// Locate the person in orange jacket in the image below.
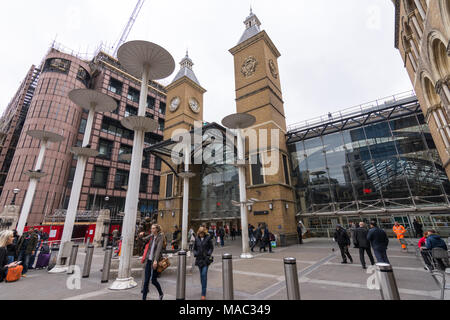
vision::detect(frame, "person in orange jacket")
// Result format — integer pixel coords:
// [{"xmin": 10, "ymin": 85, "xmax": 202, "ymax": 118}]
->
[{"xmin": 393, "ymin": 222, "xmax": 407, "ymax": 250}]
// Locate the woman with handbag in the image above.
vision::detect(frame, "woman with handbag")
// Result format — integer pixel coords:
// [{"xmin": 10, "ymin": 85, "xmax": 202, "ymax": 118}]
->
[
  {"xmin": 140, "ymin": 224, "xmax": 164, "ymax": 300},
  {"xmin": 0, "ymin": 230, "xmax": 21, "ymax": 282},
  {"xmin": 193, "ymin": 226, "xmax": 214, "ymax": 300}
]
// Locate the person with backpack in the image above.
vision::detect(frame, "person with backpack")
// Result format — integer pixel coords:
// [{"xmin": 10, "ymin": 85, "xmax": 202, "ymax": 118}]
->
[
  {"xmin": 193, "ymin": 226, "xmax": 214, "ymax": 300},
  {"xmin": 334, "ymin": 224, "xmax": 353, "ymax": 264},
  {"xmin": 0, "ymin": 230, "xmax": 21, "ymax": 282},
  {"xmin": 16, "ymin": 229, "xmax": 38, "ymax": 276}
]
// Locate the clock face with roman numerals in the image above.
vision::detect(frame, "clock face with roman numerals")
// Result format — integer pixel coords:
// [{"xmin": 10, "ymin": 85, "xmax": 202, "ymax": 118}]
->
[{"xmin": 189, "ymin": 98, "xmax": 200, "ymax": 114}]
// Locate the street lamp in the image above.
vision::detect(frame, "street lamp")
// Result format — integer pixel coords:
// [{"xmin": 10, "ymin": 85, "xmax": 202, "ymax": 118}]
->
[{"xmin": 11, "ymin": 188, "xmax": 20, "ymax": 205}]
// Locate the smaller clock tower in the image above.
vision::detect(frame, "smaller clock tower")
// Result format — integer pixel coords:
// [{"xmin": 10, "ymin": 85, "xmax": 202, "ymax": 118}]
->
[
  {"xmin": 163, "ymin": 52, "xmax": 206, "ymax": 141},
  {"xmin": 158, "ymin": 52, "xmax": 206, "ymax": 234}
]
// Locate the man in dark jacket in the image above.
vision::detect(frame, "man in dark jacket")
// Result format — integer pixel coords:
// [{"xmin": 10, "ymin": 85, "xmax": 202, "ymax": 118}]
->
[
  {"xmin": 251, "ymin": 224, "xmax": 262, "ymax": 252},
  {"xmin": 354, "ymin": 222, "xmax": 375, "ymax": 269},
  {"xmin": 425, "ymin": 230, "xmax": 448, "ymax": 271},
  {"xmin": 367, "ymin": 221, "xmax": 390, "ymax": 264},
  {"xmin": 413, "ymin": 219, "xmax": 423, "ymax": 238},
  {"xmin": 16, "ymin": 230, "xmax": 38, "ymax": 276},
  {"xmin": 334, "ymin": 225, "xmax": 353, "ymax": 264}
]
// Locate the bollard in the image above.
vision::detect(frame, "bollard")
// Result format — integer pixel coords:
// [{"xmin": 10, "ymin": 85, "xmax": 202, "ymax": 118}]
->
[
  {"xmin": 176, "ymin": 250, "xmax": 187, "ymax": 300},
  {"xmin": 48, "ymin": 244, "xmax": 59, "ymax": 271},
  {"xmin": 284, "ymin": 257, "xmax": 301, "ymax": 300},
  {"xmin": 101, "ymin": 246, "xmax": 113, "ymax": 283},
  {"xmin": 376, "ymin": 263, "xmax": 400, "ymax": 300},
  {"xmin": 67, "ymin": 244, "xmax": 79, "ymax": 275},
  {"xmin": 222, "ymin": 254, "xmax": 234, "ymax": 300},
  {"xmin": 82, "ymin": 244, "xmax": 95, "ymax": 278}
]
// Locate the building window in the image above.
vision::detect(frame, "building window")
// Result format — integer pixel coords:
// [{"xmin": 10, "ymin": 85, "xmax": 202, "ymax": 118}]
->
[
  {"xmin": 251, "ymin": 153, "xmax": 264, "ymax": 185},
  {"xmin": 108, "ymin": 78, "xmax": 123, "ymax": 95},
  {"xmin": 282, "ymin": 154, "xmax": 290, "ymax": 185},
  {"xmin": 114, "ymin": 169, "xmax": 129, "ymax": 190},
  {"xmin": 125, "ymin": 105, "xmax": 138, "ymax": 117},
  {"xmin": 152, "ymin": 175, "xmax": 160, "ymax": 194},
  {"xmin": 158, "ymin": 119, "xmax": 165, "ymax": 131},
  {"xmin": 76, "ymin": 67, "xmax": 91, "ymax": 87},
  {"xmin": 127, "ymin": 87, "xmax": 140, "ymax": 103},
  {"xmin": 43, "ymin": 58, "xmax": 71, "ymax": 74},
  {"xmin": 147, "ymin": 96, "xmax": 156, "ymax": 109},
  {"xmin": 159, "ymin": 102, "xmax": 166, "ymax": 115},
  {"xmin": 79, "ymin": 118, "xmax": 87, "ymax": 134},
  {"xmin": 92, "ymin": 166, "xmax": 109, "ymax": 188},
  {"xmin": 101, "ymin": 116, "xmax": 134, "ymax": 140},
  {"xmin": 140, "ymin": 173, "xmax": 148, "ymax": 193},
  {"xmin": 119, "ymin": 144, "xmax": 132, "ymax": 163},
  {"xmin": 98, "ymin": 139, "xmax": 113, "ymax": 159},
  {"xmin": 166, "ymin": 174, "xmax": 174, "ymax": 198},
  {"xmin": 142, "ymin": 151, "xmax": 150, "ymax": 168},
  {"xmin": 155, "ymin": 157, "xmax": 162, "ymax": 171}
]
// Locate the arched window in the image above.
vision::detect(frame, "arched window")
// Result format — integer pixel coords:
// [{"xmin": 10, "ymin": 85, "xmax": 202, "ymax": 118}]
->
[
  {"xmin": 430, "ymin": 37, "xmax": 450, "ymax": 79},
  {"xmin": 423, "ymin": 77, "xmax": 440, "ymax": 106},
  {"xmin": 440, "ymin": 0, "xmax": 450, "ymax": 32}
]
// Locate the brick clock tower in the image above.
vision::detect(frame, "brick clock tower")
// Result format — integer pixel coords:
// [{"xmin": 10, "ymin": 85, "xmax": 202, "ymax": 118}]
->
[
  {"xmin": 229, "ymin": 10, "xmax": 297, "ymax": 235},
  {"xmin": 158, "ymin": 53, "xmax": 206, "ymax": 234}
]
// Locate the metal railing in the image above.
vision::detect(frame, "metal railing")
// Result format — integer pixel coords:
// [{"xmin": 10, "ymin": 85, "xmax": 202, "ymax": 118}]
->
[{"xmin": 287, "ymin": 90, "xmax": 416, "ymax": 132}]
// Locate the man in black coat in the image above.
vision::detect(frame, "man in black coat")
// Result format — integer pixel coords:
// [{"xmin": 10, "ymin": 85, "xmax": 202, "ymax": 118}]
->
[
  {"xmin": 413, "ymin": 219, "xmax": 423, "ymax": 238},
  {"xmin": 367, "ymin": 221, "xmax": 390, "ymax": 264},
  {"xmin": 354, "ymin": 222, "xmax": 376, "ymax": 269},
  {"xmin": 333, "ymin": 225, "xmax": 353, "ymax": 264}
]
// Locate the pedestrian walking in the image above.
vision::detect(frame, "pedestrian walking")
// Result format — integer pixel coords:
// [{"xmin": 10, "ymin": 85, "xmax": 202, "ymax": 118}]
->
[
  {"xmin": 349, "ymin": 222, "xmax": 357, "ymax": 248},
  {"xmin": 248, "ymin": 224, "xmax": 255, "ymax": 247},
  {"xmin": 230, "ymin": 226, "xmax": 236, "ymax": 241},
  {"xmin": 28, "ymin": 228, "xmax": 41, "ymax": 270},
  {"xmin": 16, "ymin": 229, "xmax": 38, "ymax": 276},
  {"xmin": 367, "ymin": 221, "xmax": 390, "ymax": 264},
  {"xmin": 218, "ymin": 226, "xmax": 225, "ymax": 247},
  {"xmin": 393, "ymin": 221, "xmax": 407, "ymax": 251},
  {"xmin": 413, "ymin": 219, "xmax": 423, "ymax": 238},
  {"xmin": 333, "ymin": 225, "xmax": 353, "ymax": 264},
  {"xmin": 354, "ymin": 222, "xmax": 375, "ymax": 269},
  {"xmin": 193, "ymin": 226, "xmax": 214, "ymax": 300},
  {"xmin": 251, "ymin": 224, "xmax": 262, "ymax": 252},
  {"xmin": 418, "ymin": 231, "xmax": 433, "ymax": 270},
  {"xmin": 297, "ymin": 221, "xmax": 305, "ymax": 244},
  {"xmin": 140, "ymin": 224, "xmax": 165, "ymax": 301},
  {"xmin": 171, "ymin": 225, "xmax": 181, "ymax": 250},
  {"xmin": 188, "ymin": 228, "xmax": 195, "ymax": 252},
  {"xmin": 0, "ymin": 230, "xmax": 21, "ymax": 283}
]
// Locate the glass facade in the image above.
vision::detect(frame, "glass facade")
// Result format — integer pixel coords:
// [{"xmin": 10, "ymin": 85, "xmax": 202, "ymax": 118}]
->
[{"xmin": 288, "ymin": 111, "xmax": 450, "ymax": 217}]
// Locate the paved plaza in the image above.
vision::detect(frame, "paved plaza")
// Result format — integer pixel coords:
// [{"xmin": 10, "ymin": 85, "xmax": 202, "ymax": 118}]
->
[{"xmin": 0, "ymin": 238, "xmax": 448, "ymax": 300}]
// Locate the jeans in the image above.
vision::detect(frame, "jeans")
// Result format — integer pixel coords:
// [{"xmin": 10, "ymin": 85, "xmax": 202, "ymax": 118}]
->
[
  {"xmin": 373, "ymin": 249, "xmax": 390, "ymax": 264},
  {"xmin": 142, "ymin": 260, "xmax": 163, "ymax": 300},
  {"xmin": 358, "ymin": 247, "xmax": 375, "ymax": 267},
  {"xmin": 199, "ymin": 265, "xmax": 209, "ymax": 297},
  {"xmin": 339, "ymin": 245, "xmax": 353, "ymax": 262},
  {"xmin": 17, "ymin": 251, "xmax": 31, "ymax": 274}
]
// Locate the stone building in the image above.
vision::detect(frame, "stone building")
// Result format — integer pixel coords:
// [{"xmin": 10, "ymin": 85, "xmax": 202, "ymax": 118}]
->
[{"xmin": 393, "ymin": 0, "xmax": 450, "ymax": 177}]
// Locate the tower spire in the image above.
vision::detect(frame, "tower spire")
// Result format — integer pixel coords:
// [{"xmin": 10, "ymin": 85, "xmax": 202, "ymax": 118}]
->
[
  {"xmin": 237, "ymin": 9, "xmax": 262, "ymax": 45},
  {"xmin": 171, "ymin": 51, "xmax": 200, "ymax": 85}
]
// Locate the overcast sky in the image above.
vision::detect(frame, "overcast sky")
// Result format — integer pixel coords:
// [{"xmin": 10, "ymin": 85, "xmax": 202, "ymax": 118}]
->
[{"xmin": 0, "ymin": 0, "xmax": 413, "ymax": 128}]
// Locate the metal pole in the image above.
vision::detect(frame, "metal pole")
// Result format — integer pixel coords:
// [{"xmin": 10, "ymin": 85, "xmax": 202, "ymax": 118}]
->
[
  {"xmin": 222, "ymin": 253, "xmax": 234, "ymax": 300},
  {"xmin": 102, "ymin": 246, "xmax": 113, "ymax": 283},
  {"xmin": 284, "ymin": 257, "xmax": 301, "ymax": 300},
  {"xmin": 176, "ymin": 250, "xmax": 187, "ymax": 300},
  {"xmin": 82, "ymin": 244, "xmax": 95, "ymax": 278},
  {"xmin": 67, "ymin": 244, "xmax": 79, "ymax": 275},
  {"xmin": 181, "ymin": 145, "xmax": 190, "ymax": 251},
  {"xmin": 375, "ymin": 263, "xmax": 401, "ymax": 300}
]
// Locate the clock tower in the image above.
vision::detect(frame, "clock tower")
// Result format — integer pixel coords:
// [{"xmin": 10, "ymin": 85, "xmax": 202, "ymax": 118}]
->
[
  {"xmin": 158, "ymin": 52, "xmax": 206, "ymax": 234},
  {"xmin": 229, "ymin": 10, "xmax": 297, "ymax": 235}
]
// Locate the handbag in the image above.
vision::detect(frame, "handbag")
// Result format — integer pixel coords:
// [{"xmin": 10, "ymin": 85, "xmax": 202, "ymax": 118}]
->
[
  {"xmin": 207, "ymin": 255, "xmax": 214, "ymax": 265},
  {"xmin": 156, "ymin": 256, "xmax": 170, "ymax": 273},
  {"xmin": 6, "ymin": 265, "xmax": 23, "ymax": 283}
]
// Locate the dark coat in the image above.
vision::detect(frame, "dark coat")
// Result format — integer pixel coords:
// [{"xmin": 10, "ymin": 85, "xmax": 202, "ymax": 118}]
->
[
  {"xmin": 413, "ymin": 221, "xmax": 423, "ymax": 233},
  {"xmin": 334, "ymin": 228, "xmax": 350, "ymax": 246},
  {"xmin": 193, "ymin": 235, "xmax": 214, "ymax": 268},
  {"xmin": 16, "ymin": 232, "xmax": 38, "ymax": 255},
  {"xmin": 254, "ymin": 228, "xmax": 262, "ymax": 240},
  {"xmin": 261, "ymin": 228, "xmax": 270, "ymax": 244},
  {"xmin": 354, "ymin": 227, "xmax": 371, "ymax": 249},
  {"xmin": 367, "ymin": 227, "xmax": 389, "ymax": 251},
  {"xmin": 425, "ymin": 234, "xmax": 448, "ymax": 251},
  {"xmin": 0, "ymin": 247, "xmax": 8, "ymax": 282}
]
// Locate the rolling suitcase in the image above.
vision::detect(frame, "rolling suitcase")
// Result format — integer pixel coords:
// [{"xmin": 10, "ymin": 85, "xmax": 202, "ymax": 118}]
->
[{"xmin": 35, "ymin": 252, "xmax": 51, "ymax": 269}]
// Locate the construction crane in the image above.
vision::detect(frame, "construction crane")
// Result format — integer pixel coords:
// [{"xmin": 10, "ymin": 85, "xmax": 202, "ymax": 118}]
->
[{"xmin": 112, "ymin": 0, "xmax": 147, "ymax": 57}]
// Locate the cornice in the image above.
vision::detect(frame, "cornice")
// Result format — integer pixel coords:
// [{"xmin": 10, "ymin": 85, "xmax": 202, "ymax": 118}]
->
[{"xmin": 166, "ymin": 75, "xmax": 207, "ymax": 94}]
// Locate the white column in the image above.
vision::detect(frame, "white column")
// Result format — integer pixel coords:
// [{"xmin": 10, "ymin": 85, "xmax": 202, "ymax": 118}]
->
[
  {"xmin": 181, "ymin": 144, "xmax": 190, "ymax": 251},
  {"xmin": 16, "ymin": 140, "xmax": 48, "ymax": 235},
  {"xmin": 237, "ymin": 130, "xmax": 252, "ymax": 259},
  {"xmin": 432, "ymin": 111, "xmax": 450, "ymax": 149},
  {"xmin": 414, "ymin": 0, "xmax": 426, "ymax": 21},
  {"xmin": 410, "ymin": 15, "xmax": 423, "ymax": 39},
  {"xmin": 111, "ymin": 66, "xmax": 149, "ymax": 289},
  {"xmin": 52, "ymin": 107, "xmax": 96, "ymax": 270}
]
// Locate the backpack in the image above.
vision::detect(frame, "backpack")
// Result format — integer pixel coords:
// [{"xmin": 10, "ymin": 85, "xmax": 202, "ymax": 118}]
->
[{"xmin": 40, "ymin": 242, "xmax": 50, "ymax": 254}]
